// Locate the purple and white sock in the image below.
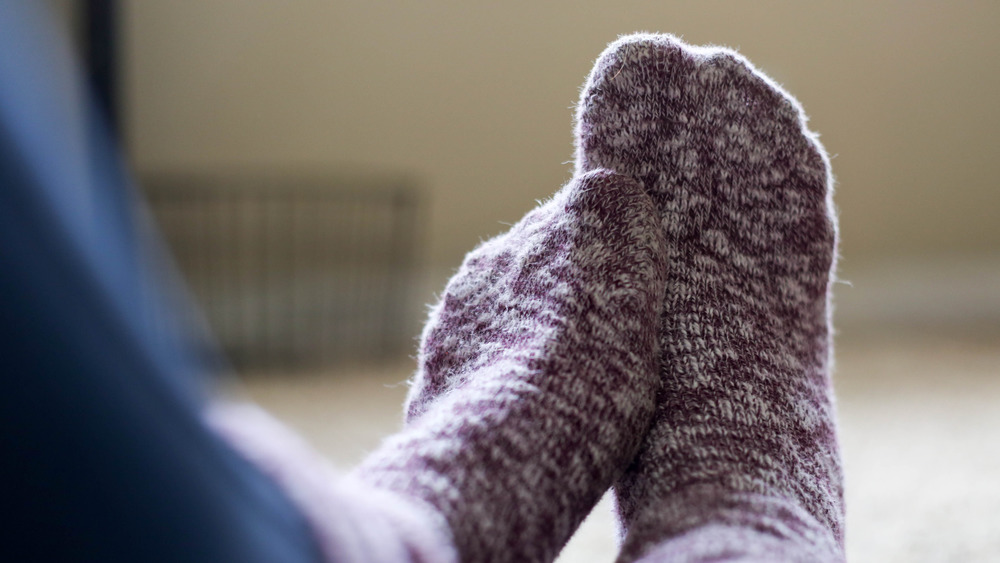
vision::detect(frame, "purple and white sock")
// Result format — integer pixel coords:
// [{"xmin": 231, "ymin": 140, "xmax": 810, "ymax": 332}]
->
[
  {"xmin": 355, "ymin": 169, "xmax": 668, "ymax": 562},
  {"xmin": 575, "ymin": 34, "xmax": 845, "ymax": 562}
]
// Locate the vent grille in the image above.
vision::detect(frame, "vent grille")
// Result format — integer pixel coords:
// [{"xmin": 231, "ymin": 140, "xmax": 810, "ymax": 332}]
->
[{"xmin": 143, "ymin": 172, "xmax": 421, "ymax": 371}]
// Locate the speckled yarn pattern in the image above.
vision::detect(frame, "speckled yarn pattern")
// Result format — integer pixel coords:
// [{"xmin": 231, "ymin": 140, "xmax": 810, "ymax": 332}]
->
[
  {"xmin": 575, "ymin": 34, "xmax": 844, "ymax": 562},
  {"xmin": 214, "ymin": 33, "xmax": 845, "ymax": 563},
  {"xmin": 357, "ymin": 169, "xmax": 668, "ymax": 563}
]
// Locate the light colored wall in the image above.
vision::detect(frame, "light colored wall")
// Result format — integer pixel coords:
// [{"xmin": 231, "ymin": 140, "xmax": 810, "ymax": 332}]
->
[{"xmin": 124, "ymin": 1, "xmax": 1000, "ymax": 274}]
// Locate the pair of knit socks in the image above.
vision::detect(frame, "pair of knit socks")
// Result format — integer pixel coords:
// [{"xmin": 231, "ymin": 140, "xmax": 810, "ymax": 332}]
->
[{"xmin": 357, "ymin": 33, "xmax": 844, "ymax": 562}]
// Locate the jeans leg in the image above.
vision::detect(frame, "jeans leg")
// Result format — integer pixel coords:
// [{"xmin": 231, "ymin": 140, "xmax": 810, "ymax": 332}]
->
[{"xmin": 0, "ymin": 4, "xmax": 322, "ymax": 561}]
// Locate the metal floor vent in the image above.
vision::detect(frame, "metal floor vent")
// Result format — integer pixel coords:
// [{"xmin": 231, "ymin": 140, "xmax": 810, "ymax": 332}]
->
[{"xmin": 142, "ymin": 171, "xmax": 421, "ymax": 371}]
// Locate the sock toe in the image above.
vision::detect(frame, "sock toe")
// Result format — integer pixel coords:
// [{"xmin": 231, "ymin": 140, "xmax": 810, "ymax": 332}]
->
[
  {"xmin": 404, "ymin": 168, "xmax": 665, "ymax": 423},
  {"xmin": 574, "ymin": 33, "xmax": 824, "ymax": 200}
]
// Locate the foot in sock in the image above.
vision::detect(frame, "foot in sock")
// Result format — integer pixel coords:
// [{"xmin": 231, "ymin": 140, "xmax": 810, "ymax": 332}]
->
[
  {"xmin": 575, "ymin": 34, "xmax": 844, "ymax": 561},
  {"xmin": 356, "ymin": 169, "xmax": 669, "ymax": 562}
]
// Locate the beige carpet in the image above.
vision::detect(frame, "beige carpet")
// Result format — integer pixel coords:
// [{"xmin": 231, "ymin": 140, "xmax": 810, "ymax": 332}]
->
[{"xmin": 237, "ymin": 329, "xmax": 1000, "ymax": 562}]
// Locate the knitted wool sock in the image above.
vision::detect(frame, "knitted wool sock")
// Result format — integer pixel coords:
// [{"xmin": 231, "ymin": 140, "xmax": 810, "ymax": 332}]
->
[
  {"xmin": 575, "ymin": 34, "xmax": 844, "ymax": 562},
  {"xmin": 355, "ymin": 169, "xmax": 668, "ymax": 562}
]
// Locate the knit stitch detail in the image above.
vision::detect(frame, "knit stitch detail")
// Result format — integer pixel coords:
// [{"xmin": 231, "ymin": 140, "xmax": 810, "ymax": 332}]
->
[
  {"xmin": 358, "ymin": 169, "xmax": 668, "ymax": 563},
  {"xmin": 575, "ymin": 33, "xmax": 844, "ymax": 562}
]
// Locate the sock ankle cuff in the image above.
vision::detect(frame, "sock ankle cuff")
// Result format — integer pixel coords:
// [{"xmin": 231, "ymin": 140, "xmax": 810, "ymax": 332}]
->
[{"xmin": 618, "ymin": 483, "xmax": 844, "ymax": 563}]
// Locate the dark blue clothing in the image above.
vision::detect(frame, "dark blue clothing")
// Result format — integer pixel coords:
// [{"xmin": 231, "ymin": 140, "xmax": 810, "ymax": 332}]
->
[{"xmin": 0, "ymin": 4, "xmax": 322, "ymax": 561}]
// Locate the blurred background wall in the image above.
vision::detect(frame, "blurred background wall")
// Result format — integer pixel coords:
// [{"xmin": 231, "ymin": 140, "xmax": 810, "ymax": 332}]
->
[
  {"xmin": 124, "ymin": 7, "xmax": 996, "ymax": 248},
  {"xmin": 117, "ymin": 0, "xmax": 1000, "ymax": 333}
]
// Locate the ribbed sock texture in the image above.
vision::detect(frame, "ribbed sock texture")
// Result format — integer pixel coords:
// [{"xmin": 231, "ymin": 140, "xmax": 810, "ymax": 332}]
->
[
  {"xmin": 356, "ymin": 169, "xmax": 668, "ymax": 563},
  {"xmin": 575, "ymin": 34, "xmax": 845, "ymax": 562}
]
